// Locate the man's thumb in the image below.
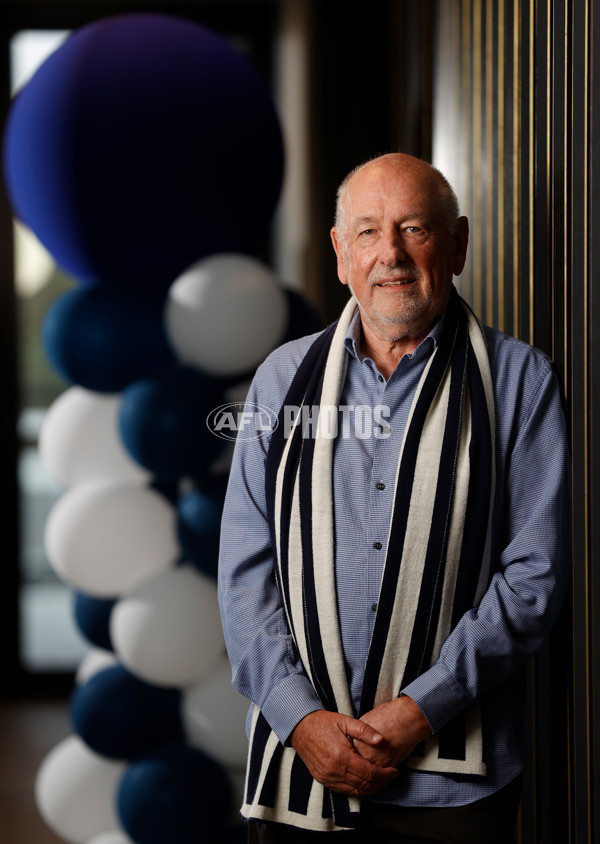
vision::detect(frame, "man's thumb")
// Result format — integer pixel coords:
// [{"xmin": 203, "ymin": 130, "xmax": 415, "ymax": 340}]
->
[{"xmin": 343, "ymin": 717, "xmax": 383, "ymax": 746}]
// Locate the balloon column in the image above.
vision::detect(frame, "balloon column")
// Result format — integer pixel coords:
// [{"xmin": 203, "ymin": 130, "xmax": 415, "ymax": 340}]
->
[{"xmin": 4, "ymin": 14, "xmax": 322, "ymax": 844}]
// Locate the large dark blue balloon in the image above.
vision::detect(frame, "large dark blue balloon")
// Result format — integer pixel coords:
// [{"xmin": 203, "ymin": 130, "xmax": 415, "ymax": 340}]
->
[
  {"xmin": 70, "ymin": 665, "xmax": 184, "ymax": 760},
  {"xmin": 119, "ymin": 365, "xmax": 226, "ymax": 480},
  {"xmin": 3, "ymin": 14, "xmax": 284, "ymax": 292},
  {"xmin": 73, "ymin": 591, "xmax": 115, "ymax": 651},
  {"xmin": 281, "ymin": 288, "xmax": 324, "ymax": 344},
  {"xmin": 42, "ymin": 285, "xmax": 175, "ymax": 392},
  {"xmin": 117, "ymin": 743, "xmax": 233, "ymax": 844},
  {"xmin": 177, "ymin": 484, "xmax": 227, "ymax": 579}
]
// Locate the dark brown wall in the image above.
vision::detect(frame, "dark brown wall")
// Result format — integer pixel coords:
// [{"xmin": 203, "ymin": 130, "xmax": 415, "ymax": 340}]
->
[{"xmin": 305, "ymin": 1, "xmax": 432, "ymax": 321}]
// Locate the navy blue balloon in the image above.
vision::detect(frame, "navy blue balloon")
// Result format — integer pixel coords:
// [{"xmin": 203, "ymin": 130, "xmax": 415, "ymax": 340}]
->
[
  {"xmin": 42, "ymin": 286, "xmax": 175, "ymax": 392},
  {"xmin": 70, "ymin": 665, "xmax": 184, "ymax": 760},
  {"xmin": 150, "ymin": 477, "xmax": 181, "ymax": 506},
  {"xmin": 119, "ymin": 365, "xmax": 226, "ymax": 480},
  {"xmin": 177, "ymin": 485, "xmax": 227, "ymax": 578},
  {"xmin": 118, "ymin": 743, "xmax": 232, "ymax": 844},
  {"xmin": 281, "ymin": 288, "xmax": 324, "ymax": 343},
  {"xmin": 73, "ymin": 591, "xmax": 115, "ymax": 651},
  {"xmin": 3, "ymin": 14, "xmax": 284, "ymax": 292}
]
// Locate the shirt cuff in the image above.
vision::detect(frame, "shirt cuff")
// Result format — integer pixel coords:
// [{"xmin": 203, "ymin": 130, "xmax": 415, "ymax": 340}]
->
[
  {"xmin": 260, "ymin": 672, "xmax": 324, "ymax": 745},
  {"xmin": 400, "ymin": 661, "xmax": 473, "ymax": 735}
]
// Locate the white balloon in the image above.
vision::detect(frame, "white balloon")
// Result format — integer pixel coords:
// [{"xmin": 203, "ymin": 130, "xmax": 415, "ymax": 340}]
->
[
  {"xmin": 35, "ymin": 735, "xmax": 125, "ymax": 844},
  {"xmin": 87, "ymin": 833, "xmax": 134, "ymax": 844},
  {"xmin": 75, "ymin": 648, "xmax": 119, "ymax": 685},
  {"xmin": 164, "ymin": 253, "xmax": 288, "ymax": 376},
  {"xmin": 111, "ymin": 565, "xmax": 225, "ymax": 687},
  {"xmin": 182, "ymin": 656, "xmax": 249, "ymax": 770},
  {"xmin": 44, "ymin": 478, "xmax": 178, "ymax": 597},
  {"xmin": 39, "ymin": 387, "xmax": 149, "ymax": 487}
]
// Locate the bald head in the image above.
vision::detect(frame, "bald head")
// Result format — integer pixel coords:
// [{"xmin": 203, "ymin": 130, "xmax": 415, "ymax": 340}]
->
[
  {"xmin": 329, "ymin": 151, "xmax": 469, "ymax": 354},
  {"xmin": 334, "ymin": 153, "xmax": 460, "ymax": 241}
]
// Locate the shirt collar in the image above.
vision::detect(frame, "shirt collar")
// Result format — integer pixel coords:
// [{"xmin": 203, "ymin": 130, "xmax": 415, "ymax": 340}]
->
[{"xmin": 343, "ymin": 306, "xmax": 446, "ymax": 364}]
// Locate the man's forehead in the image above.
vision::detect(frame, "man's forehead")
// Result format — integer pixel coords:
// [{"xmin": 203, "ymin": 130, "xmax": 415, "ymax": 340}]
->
[
  {"xmin": 351, "ymin": 154, "xmax": 435, "ymax": 189},
  {"xmin": 342, "ymin": 171, "xmax": 436, "ymax": 225}
]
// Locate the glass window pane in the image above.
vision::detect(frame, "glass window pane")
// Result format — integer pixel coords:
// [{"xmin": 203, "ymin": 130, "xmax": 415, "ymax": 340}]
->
[{"xmin": 11, "ymin": 30, "xmax": 88, "ymax": 673}]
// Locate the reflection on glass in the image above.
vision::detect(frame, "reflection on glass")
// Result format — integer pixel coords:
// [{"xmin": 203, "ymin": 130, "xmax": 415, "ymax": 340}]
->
[{"xmin": 12, "ymin": 29, "xmax": 87, "ymax": 671}]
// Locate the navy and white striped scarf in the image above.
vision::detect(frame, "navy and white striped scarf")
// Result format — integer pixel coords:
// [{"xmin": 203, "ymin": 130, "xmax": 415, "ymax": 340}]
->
[{"xmin": 241, "ymin": 288, "xmax": 495, "ymax": 832}]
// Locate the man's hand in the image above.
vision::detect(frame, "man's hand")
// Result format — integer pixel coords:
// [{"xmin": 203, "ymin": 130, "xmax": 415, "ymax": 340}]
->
[
  {"xmin": 289, "ymin": 710, "xmax": 399, "ymax": 796},
  {"xmin": 353, "ymin": 696, "xmax": 432, "ymax": 768}
]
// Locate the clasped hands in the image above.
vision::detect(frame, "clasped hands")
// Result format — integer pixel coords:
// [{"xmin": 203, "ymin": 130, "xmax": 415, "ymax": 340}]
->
[{"xmin": 289, "ymin": 696, "xmax": 432, "ymax": 797}]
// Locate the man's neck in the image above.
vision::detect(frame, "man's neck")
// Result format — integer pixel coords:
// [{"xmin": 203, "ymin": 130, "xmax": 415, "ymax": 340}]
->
[{"xmin": 358, "ymin": 319, "xmax": 432, "ymax": 379}]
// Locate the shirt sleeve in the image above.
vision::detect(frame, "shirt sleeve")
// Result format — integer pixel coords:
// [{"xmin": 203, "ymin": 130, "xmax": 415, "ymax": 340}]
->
[
  {"xmin": 217, "ymin": 364, "xmax": 324, "ymax": 745},
  {"xmin": 401, "ymin": 361, "xmax": 572, "ymax": 734}
]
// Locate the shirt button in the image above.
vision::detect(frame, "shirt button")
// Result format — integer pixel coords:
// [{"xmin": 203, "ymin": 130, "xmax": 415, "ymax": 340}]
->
[
  {"xmin": 371, "ymin": 603, "xmax": 378, "ymax": 612},
  {"xmin": 377, "ymin": 374, "xmax": 384, "ymax": 382},
  {"xmin": 373, "ymin": 541, "xmax": 382, "ymax": 550},
  {"xmin": 376, "ymin": 482, "xmax": 385, "ymax": 490}
]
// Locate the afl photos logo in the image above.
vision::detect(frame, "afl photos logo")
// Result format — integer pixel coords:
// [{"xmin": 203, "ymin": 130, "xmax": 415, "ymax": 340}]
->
[{"xmin": 206, "ymin": 402, "xmax": 278, "ymax": 442}]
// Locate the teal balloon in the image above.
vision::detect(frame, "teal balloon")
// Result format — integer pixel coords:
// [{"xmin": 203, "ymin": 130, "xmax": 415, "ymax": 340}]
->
[
  {"xmin": 177, "ymin": 485, "xmax": 227, "ymax": 578},
  {"xmin": 118, "ymin": 366, "xmax": 226, "ymax": 480},
  {"xmin": 281, "ymin": 289, "xmax": 323, "ymax": 343},
  {"xmin": 70, "ymin": 665, "xmax": 184, "ymax": 760},
  {"xmin": 73, "ymin": 592, "xmax": 115, "ymax": 651},
  {"xmin": 42, "ymin": 286, "xmax": 174, "ymax": 392},
  {"xmin": 118, "ymin": 744, "xmax": 232, "ymax": 844}
]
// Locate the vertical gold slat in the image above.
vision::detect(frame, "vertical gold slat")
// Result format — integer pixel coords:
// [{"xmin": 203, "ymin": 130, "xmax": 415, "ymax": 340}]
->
[
  {"xmin": 528, "ymin": 0, "xmax": 535, "ymax": 343},
  {"xmin": 437, "ymin": 1, "xmax": 450, "ymax": 170},
  {"xmin": 563, "ymin": 7, "xmax": 572, "ymax": 835},
  {"xmin": 546, "ymin": 0, "xmax": 553, "ymax": 358},
  {"xmin": 449, "ymin": 0, "xmax": 462, "ymax": 197},
  {"xmin": 527, "ymin": 4, "xmax": 537, "ymax": 839},
  {"xmin": 552, "ymin": 7, "xmax": 572, "ymax": 840},
  {"xmin": 453, "ymin": 0, "xmax": 462, "ymax": 214},
  {"xmin": 513, "ymin": 0, "xmax": 521, "ymax": 338},
  {"xmin": 485, "ymin": 0, "xmax": 494, "ymax": 326},
  {"xmin": 473, "ymin": 0, "xmax": 483, "ymax": 319},
  {"xmin": 461, "ymin": 0, "xmax": 473, "ymax": 303},
  {"xmin": 582, "ymin": 0, "xmax": 592, "ymax": 835},
  {"xmin": 498, "ymin": 0, "xmax": 506, "ymax": 332},
  {"xmin": 563, "ymin": 0, "xmax": 569, "ymax": 401}
]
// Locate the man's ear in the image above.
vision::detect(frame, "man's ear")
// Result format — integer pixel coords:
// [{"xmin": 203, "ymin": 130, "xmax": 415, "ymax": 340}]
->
[
  {"xmin": 330, "ymin": 227, "xmax": 349, "ymax": 286},
  {"xmin": 452, "ymin": 216, "xmax": 469, "ymax": 276}
]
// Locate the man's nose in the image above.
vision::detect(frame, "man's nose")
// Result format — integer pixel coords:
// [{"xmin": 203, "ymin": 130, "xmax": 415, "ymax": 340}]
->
[{"xmin": 380, "ymin": 229, "xmax": 407, "ymax": 263}]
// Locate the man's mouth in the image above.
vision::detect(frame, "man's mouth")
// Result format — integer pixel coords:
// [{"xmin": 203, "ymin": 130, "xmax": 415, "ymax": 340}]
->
[{"xmin": 376, "ymin": 278, "xmax": 414, "ymax": 287}]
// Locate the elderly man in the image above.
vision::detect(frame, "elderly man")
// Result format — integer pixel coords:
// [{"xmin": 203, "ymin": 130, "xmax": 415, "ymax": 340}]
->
[{"xmin": 218, "ymin": 154, "xmax": 570, "ymax": 843}]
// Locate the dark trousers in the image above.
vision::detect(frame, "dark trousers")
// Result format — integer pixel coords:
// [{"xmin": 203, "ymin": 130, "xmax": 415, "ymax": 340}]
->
[{"xmin": 248, "ymin": 775, "xmax": 522, "ymax": 844}]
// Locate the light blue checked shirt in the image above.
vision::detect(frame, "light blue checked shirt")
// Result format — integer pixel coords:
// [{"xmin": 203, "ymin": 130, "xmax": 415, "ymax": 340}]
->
[{"xmin": 218, "ymin": 307, "xmax": 571, "ymax": 807}]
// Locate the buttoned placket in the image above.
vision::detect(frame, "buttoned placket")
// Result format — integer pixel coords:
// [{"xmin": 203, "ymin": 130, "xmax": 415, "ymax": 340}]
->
[
  {"xmin": 336, "ymin": 324, "xmax": 439, "ymax": 714},
  {"xmin": 365, "ymin": 362, "xmax": 391, "ymax": 623},
  {"xmin": 362, "ymin": 346, "xmax": 437, "ymax": 659}
]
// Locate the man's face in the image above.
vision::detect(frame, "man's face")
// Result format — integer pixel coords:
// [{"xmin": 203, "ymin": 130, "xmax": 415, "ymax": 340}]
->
[{"xmin": 331, "ymin": 158, "xmax": 468, "ymax": 345}]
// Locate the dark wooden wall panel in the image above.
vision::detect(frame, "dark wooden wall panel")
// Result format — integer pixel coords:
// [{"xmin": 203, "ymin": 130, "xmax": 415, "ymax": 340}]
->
[
  {"xmin": 590, "ymin": 2, "xmax": 600, "ymax": 832},
  {"xmin": 432, "ymin": 0, "xmax": 597, "ymax": 840}
]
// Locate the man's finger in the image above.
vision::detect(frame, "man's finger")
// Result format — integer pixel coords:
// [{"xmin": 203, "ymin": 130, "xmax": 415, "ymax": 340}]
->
[{"xmin": 341, "ymin": 717, "xmax": 384, "ymax": 747}]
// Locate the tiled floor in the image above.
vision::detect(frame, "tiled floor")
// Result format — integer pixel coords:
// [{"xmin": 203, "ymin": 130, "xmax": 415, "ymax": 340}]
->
[{"xmin": 0, "ymin": 697, "xmax": 71, "ymax": 844}]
